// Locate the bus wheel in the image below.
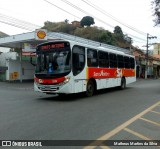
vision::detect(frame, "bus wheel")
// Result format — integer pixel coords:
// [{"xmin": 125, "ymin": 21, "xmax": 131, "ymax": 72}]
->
[
  {"xmin": 120, "ymin": 78, "xmax": 126, "ymax": 89},
  {"xmin": 86, "ymin": 80, "xmax": 95, "ymax": 97}
]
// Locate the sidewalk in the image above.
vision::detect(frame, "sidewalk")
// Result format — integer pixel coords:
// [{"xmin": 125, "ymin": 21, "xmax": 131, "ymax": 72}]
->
[{"xmin": 0, "ymin": 81, "xmax": 34, "ymax": 90}]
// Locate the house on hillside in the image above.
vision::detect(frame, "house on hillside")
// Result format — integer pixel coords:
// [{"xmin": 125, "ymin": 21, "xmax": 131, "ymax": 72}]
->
[{"xmin": 71, "ymin": 21, "xmax": 81, "ymax": 28}]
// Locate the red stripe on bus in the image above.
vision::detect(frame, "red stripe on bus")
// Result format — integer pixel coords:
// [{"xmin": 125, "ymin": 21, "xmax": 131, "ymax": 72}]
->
[
  {"xmin": 86, "ymin": 68, "xmax": 135, "ymax": 79},
  {"xmin": 34, "ymin": 77, "xmax": 65, "ymax": 84}
]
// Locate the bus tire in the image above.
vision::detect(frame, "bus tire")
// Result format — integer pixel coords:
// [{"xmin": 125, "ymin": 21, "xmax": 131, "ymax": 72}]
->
[
  {"xmin": 86, "ymin": 80, "xmax": 95, "ymax": 97},
  {"xmin": 120, "ymin": 77, "xmax": 126, "ymax": 89}
]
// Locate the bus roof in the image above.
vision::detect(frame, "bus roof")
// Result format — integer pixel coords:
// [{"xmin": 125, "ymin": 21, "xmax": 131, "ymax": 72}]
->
[
  {"xmin": 37, "ymin": 39, "xmax": 134, "ymax": 58},
  {"xmin": 69, "ymin": 40, "xmax": 134, "ymax": 57}
]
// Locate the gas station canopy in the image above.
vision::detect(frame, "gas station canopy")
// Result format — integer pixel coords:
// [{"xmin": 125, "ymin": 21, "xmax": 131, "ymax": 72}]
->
[
  {"xmin": 0, "ymin": 29, "xmax": 52, "ymax": 50},
  {"xmin": 0, "ymin": 29, "xmax": 131, "ymax": 53}
]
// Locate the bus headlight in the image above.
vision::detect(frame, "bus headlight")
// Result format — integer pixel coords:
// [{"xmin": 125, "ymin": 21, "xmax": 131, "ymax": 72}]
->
[
  {"xmin": 64, "ymin": 77, "xmax": 70, "ymax": 83},
  {"xmin": 59, "ymin": 77, "xmax": 70, "ymax": 86}
]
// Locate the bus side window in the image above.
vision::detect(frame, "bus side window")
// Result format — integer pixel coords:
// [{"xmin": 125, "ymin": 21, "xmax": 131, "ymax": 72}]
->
[
  {"xmin": 109, "ymin": 53, "xmax": 117, "ymax": 68},
  {"xmin": 98, "ymin": 51, "xmax": 109, "ymax": 68},
  {"xmin": 87, "ymin": 49, "xmax": 98, "ymax": 67},
  {"xmin": 130, "ymin": 57, "xmax": 135, "ymax": 69},
  {"xmin": 117, "ymin": 55, "xmax": 124, "ymax": 68},
  {"xmin": 124, "ymin": 56, "xmax": 130, "ymax": 68}
]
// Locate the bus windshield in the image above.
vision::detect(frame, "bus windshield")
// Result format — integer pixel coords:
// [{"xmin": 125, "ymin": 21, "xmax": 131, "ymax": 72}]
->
[{"xmin": 35, "ymin": 49, "xmax": 71, "ymax": 75}]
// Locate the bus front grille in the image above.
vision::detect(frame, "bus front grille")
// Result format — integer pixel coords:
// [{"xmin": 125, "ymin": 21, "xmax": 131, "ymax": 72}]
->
[{"xmin": 38, "ymin": 86, "xmax": 59, "ymax": 92}]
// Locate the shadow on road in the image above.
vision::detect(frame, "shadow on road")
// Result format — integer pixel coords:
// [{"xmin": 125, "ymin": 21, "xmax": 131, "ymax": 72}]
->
[{"xmin": 36, "ymin": 86, "xmax": 133, "ymax": 102}]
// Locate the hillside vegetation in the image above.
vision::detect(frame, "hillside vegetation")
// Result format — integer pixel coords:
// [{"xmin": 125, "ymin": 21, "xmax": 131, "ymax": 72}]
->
[
  {"xmin": 42, "ymin": 21, "xmax": 132, "ymax": 49},
  {"xmin": 0, "ymin": 31, "xmax": 8, "ymax": 38}
]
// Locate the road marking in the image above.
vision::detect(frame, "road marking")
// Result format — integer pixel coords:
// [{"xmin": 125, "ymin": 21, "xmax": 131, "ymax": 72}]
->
[
  {"xmin": 139, "ymin": 117, "xmax": 160, "ymax": 127},
  {"xmin": 83, "ymin": 101, "xmax": 160, "ymax": 149},
  {"xmin": 99, "ymin": 145, "xmax": 111, "ymax": 149},
  {"xmin": 150, "ymin": 110, "xmax": 160, "ymax": 115},
  {"xmin": 124, "ymin": 128, "xmax": 151, "ymax": 140}
]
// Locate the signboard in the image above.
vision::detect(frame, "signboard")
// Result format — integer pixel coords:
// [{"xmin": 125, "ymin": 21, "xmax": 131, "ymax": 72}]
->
[
  {"xmin": 35, "ymin": 29, "xmax": 47, "ymax": 40},
  {"xmin": 37, "ymin": 42, "xmax": 70, "ymax": 52},
  {"xmin": 23, "ymin": 43, "xmax": 37, "ymax": 52},
  {"xmin": 9, "ymin": 72, "xmax": 19, "ymax": 80},
  {"xmin": 13, "ymin": 72, "xmax": 19, "ymax": 79}
]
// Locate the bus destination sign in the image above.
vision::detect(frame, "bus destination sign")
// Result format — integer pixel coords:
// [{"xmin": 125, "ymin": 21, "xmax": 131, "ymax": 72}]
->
[{"xmin": 41, "ymin": 43, "xmax": 65, "ymax": 50}]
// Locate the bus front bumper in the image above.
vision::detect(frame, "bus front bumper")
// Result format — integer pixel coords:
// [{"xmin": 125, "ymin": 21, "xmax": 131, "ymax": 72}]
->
[{"xmin": 34, "ymin": 82, "xmax": 72, "ymax": 94}]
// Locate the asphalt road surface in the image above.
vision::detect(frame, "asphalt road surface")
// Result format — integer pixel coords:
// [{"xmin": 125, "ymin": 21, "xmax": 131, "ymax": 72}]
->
[{"xmin": 0, "ymin": 79, "xmax": 160, "ymax": 149}]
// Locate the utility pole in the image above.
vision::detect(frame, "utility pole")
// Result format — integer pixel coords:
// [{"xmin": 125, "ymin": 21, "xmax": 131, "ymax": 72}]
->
[
  {"xmin": 145, "ymin": 33, "xmax": 149, "ymax": 79},
  {"xmin": 129, "ymin": 37, "xmax": 132, "ymax": 55},
  {"xmin": 145, "ymin": 33, "xmax": 157, "ymax": 79}
]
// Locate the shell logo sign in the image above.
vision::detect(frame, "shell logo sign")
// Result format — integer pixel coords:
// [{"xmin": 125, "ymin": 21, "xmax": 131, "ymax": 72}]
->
[
  {"xmin": 35, "ymin": 29, "xmax": 47, "ymax": 40},
  {"xmin": 37, "ymin": 30, "xmax": 46, "ymax": 39}
]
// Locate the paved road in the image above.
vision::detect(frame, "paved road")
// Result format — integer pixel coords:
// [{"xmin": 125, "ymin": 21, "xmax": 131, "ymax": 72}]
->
[{"xmin": 0, "ymin": 79, "xmax": 160, "ymax": 148}]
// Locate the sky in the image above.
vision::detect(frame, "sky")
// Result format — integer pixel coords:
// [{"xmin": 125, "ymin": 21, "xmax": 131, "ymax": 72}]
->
[{"xmin": 0, "ymin": 0, "xmax": 159, "ymax": 51}]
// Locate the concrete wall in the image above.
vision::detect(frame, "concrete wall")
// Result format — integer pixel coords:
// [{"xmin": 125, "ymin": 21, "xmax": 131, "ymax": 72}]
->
[
  {"xmin": 6, "ymin": 60, "xmax": 34, "ymax": 81},
  {"xmin": 153, "ymin": 44, "xmax": 160, "ymax": 55},
  {"xmin": 0, "ymin": 52, "xmax": 18, "ymax": 66}
]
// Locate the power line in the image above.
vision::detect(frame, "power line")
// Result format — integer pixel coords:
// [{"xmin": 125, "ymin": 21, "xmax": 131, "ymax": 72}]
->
[
  {"xmin": 0, "ymin": 13, "xmax": 41, "ymax": 31},
  {"xmin": 81, "ymin": 0, "xmax": 147, "ymax": 36},
  {"xmin": 60, "ymin": 0, "xmax": 114, "ymax": 28},
  {"xmin": 42, "ymin": 0, "xmax": 81, "ymax": 19},
  {"xmin": 58, "ymin": 0, "xmax": 146, "ymax": 42},
  {"xmin": 0, "ymin": 20, "xmax": 34, "ymax": 31},
  {"xmin": 0, "ymin": 7, "xmax": 146, "ymax": 46}
]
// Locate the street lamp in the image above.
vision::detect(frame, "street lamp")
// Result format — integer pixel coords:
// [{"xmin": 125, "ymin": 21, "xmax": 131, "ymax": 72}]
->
[{"xmin": 145, "ymin": 33, "xmax": 157, "ymax": 79}]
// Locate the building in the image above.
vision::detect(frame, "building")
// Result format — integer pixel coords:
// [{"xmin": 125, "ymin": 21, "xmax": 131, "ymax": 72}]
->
[
  {"xmin": 152, "ymin": 43, "xmax": 160, "ymax": 78},
  {"xmin": 0, "ymin": 52, "xmax": 35, "ymax": 81},
  {"xmin": 71, "ymin": 21, "xmax": 81, "ymax": 28},
  {"xmin": 153, "ymin": 43, "xmax": 160, "ymax": 55},
  {"xmin": 0, "ymin": 29, "xmax": 48, "ymax": 82},
  {"xmin": 133, "ymin": 46, "xmax": 160, "ymax": 79}
]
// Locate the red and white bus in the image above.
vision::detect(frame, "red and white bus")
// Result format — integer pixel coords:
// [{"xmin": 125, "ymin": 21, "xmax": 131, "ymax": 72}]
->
[{"xmin": 33, "ymin": 40, "xmax": 136, "ymax": 96}]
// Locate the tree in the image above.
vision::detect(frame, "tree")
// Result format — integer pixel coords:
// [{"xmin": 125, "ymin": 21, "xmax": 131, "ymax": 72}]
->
[
  {"xmin": 80, "ymin": 16, "xmax": 95, "ymax": 27},
  {"xmin": 64, "ymin": 19, "xmax": 69, "ymax": 24},
  {"xmin": 152, "ymin": 0, "xmax": 160, "ymax": 26},
  {"xmin": 114, "ymin": 26, "xmax": 124, "ymax": 41},
  {"xmin": 99, "ymin": 31, "xmax": 116, "ymax": 45},
  {"xmin": 114, "ymin": 26, "xmax": 123, "ymax": 35}
]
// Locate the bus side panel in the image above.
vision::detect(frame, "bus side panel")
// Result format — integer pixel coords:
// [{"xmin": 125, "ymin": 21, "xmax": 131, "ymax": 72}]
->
[
  {"xmin": 126, "ymin": 77, "xmax": 136, "ymax": 85},
  {"xmin": 74, "ymin": 80, "xmax": 83, "ymax": 93},
  {"xmin": 72, "ymin": 69, "xmax": 87, "ymax": 94},
  {"xmin": 96, "ymin": 77, "xmax": 121, "ymax": 90}
]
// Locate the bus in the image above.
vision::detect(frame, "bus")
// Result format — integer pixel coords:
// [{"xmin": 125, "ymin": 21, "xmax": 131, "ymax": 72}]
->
[{"xmin": 33, "ymin": 40, "xmax": 136, "ymax": 97}]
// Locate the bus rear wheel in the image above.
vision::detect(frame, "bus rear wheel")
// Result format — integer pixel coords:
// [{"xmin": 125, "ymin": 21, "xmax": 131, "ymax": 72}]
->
[{"xmin": 86, "ymin": 80, "xmax": 95, "ymax": 97}]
